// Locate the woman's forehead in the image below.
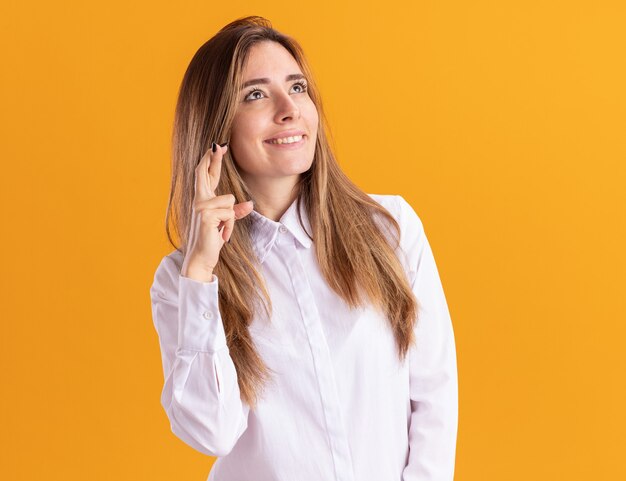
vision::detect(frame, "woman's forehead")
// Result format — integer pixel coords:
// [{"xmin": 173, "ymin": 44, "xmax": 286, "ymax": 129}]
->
[{"xmin": 242, "ymin": 42, "xmax": 301, "ymax": 78}]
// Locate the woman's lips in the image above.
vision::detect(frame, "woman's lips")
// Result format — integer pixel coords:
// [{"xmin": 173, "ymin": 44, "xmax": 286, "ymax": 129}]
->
[{"xmin": 264, "ymin": 135, "xmax": 307, "ymax": 149}]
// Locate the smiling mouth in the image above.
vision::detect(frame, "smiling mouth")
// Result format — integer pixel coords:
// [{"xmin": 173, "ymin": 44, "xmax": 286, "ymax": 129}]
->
[{"xmin": 264, "ymin": 134, "xmax": 306, "ymax": 145}]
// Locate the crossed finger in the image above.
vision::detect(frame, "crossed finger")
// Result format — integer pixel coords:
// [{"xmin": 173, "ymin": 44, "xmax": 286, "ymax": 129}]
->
[{"xmin": 194, "ymin": 142, "xmax": 229, "ymax": 201}]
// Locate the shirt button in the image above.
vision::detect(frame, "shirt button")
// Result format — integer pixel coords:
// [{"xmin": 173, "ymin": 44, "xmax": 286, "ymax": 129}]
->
[
  {"xmin": 202, "ymin": 311, "xmax": 214, "ymax": 320},
  {"xmin": 279, "ymin": 225, "xmax": 287, "ymax": 233}
]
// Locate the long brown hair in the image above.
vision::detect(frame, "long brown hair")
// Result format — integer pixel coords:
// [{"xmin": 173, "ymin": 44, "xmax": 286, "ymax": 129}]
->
[{"xmin": 165, "ymin": 15, "xmax": 419, "ymax": 409}]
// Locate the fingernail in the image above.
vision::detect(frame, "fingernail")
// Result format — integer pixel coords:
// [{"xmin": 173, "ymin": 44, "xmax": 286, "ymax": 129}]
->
[
  {"xmin": 211, "ymin": 142, "xmax": 217, "ymax": 153},
  {"xmin": 219, "ymin": 142, "xmax": 229, "ymax": 147}
]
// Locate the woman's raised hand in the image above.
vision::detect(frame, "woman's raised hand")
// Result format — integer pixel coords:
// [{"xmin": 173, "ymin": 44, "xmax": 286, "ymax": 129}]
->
[{"xmin": 181, "ymin": 142, "xmax": 254, "ymax": 281}]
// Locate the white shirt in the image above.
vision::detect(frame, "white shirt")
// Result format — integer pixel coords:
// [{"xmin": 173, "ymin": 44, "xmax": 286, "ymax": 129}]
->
[{"xmin": 150, "ymin": 193, "xmax": 458, "ymax": 481}]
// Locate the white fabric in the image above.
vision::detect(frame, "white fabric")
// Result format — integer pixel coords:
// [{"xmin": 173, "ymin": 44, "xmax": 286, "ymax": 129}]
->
[{"xmin": 149, "ymin": 193, "xmax": 458, "ymax": 481}]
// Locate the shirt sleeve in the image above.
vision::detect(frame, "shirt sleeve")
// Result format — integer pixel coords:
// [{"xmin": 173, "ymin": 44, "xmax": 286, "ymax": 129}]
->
[
  {"xmin": 396, "ymin": 195, "xmax": 459, "ymax": 481},
  {"xmin": 149, "ymin": 254, "xmax": 250, "ymax": 457}
]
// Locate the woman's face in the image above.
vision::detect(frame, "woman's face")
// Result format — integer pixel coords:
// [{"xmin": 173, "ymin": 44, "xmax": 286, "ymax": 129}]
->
[{"xmin": 230, "ymin": 41, "xmax": 319, "ymax": 184}]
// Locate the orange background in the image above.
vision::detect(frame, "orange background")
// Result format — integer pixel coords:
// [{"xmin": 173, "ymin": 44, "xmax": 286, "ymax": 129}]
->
[{"xmin": 2, "ymin": 1, "xmax": 625, "ymax": 480}]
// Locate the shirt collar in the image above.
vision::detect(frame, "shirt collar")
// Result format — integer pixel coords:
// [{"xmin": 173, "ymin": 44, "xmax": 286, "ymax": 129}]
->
[{"xmin": 248, "ymin": 196, "xmax": 313, "ymax": 263}]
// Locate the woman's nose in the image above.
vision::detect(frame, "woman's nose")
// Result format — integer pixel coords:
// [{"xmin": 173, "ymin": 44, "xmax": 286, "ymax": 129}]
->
[{"xmin": 274, "ymin": 93, "xmax": 300, "ymax": 121}]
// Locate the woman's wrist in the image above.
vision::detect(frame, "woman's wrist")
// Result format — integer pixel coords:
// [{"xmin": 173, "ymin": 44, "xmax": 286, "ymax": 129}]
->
[{"xmin": 181, "ymin": 264, "xmax": 214, "ymax": 283}]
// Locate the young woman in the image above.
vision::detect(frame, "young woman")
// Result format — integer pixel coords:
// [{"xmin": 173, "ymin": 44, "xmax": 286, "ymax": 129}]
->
[{"xmin": 150, "ymin": 15, "xmax": 458, "ymax": 481}]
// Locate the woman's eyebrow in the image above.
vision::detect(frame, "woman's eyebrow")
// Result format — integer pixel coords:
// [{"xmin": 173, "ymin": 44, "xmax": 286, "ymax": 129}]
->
[{"xmin": 241, "ymin": 73, "xmax": 306, "ymax": 89}]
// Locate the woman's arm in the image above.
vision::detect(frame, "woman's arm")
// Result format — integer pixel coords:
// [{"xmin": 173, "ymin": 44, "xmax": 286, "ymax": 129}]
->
[
  {"xmin": 149, "ymin": 255, "xmax": 250, "ymax": 457},
  {"xmin": 397, "ymin": 195, "xmax": 459, "ymax": 481}
]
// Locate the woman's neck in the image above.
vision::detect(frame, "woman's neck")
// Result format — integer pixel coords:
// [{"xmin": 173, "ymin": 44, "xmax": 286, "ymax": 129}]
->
[{"xmin": 245, "ymin": 176, "xmax": 301, "ymax": 222}]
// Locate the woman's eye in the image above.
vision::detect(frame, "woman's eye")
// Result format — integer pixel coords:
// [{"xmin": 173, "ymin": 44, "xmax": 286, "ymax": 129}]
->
[
  {"xmin": 244, "ymin": 80, "xmax": 308, "ymax": 102},
  {"xmin": 246, "ymin": 90, "xmax": 264, "ymax": 101},
  {"xmin": 292, "ymin": 80, "xmax": 308, "ymax": 93}
]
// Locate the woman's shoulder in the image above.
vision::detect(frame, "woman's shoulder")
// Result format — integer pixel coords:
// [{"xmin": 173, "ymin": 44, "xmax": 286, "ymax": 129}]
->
[
  {"xmin": 366, "ymin": 192, "xmax": 397, "ymax": 209},
  {"xmin": 366, "ymin": 192, "xmax": 425, "ymax": 235},
  {"xmin": 366, "ymin": 192, "xmax": 427, "ymax": 272}
]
